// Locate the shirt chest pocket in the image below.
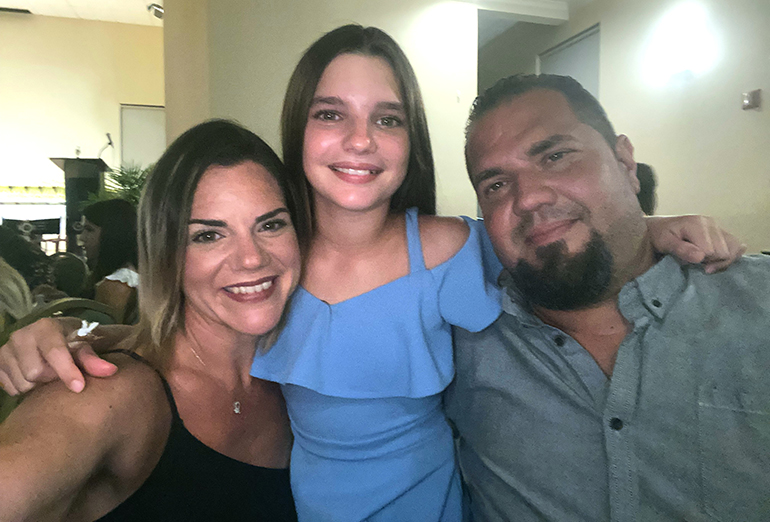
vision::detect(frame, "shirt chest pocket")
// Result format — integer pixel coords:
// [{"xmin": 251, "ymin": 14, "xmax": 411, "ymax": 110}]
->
[{"xmin": 697, "ymin": 383, "xmax": 770, "ymax": 521}]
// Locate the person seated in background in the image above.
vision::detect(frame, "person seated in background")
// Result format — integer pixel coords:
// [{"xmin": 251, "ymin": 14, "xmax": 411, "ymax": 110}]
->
[
  {"xmin": 0, "ymin": 120, "xmax": 300, "ymax": 520},
  {"xmin": 31, "ymin": 252, "xmax": 90, "ymax": 304},
  {"xmin": 0, "ymin": 257, "xmax": 33, "ymax": 343},
  {"xmin": 446, "ymin": 73, "xmax": 768, "ymax": 521},
  {"xmin": 79, "ymin": 199, "xmax": 139, "ymax": 323},
  {"xmin": 0, "ymin": 224, "xmax": 51, "ymax": 290},
  {"xmin": 636, "ymin": 162, "xmax": 657, "ymax": 215}
]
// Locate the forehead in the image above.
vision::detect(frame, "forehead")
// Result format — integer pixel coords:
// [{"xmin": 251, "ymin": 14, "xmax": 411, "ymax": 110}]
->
[
  {"xmin": 315, "ymin": 53, "xmax": 401, "ymax": 101},
  {"xmin": 192, "ymin": 161, "xmax": 284, "ymax": 212},
  {"xmin": 467, "ymin": 89, "xmax": 583, "ymax": 172}
]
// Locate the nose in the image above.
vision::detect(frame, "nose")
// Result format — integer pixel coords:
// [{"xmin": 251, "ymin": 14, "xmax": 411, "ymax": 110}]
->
[
  {"xmin": 235, "ymin": 235, "xmax": 270, "ymax": 270},
  {"xmin": 513, "ymin": 171, "xmax": 557, "ymax": 216},
  {"xmin": 343, "ymin": 118, "xmax": 376, "ymax": 154}
]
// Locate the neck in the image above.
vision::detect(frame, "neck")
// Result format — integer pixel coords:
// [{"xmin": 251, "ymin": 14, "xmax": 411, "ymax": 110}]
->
[
  {"xmin": 532, "ymin": 236, "xmax": 657, "ymax": 376},
  {"xmin": 311, "ymin": 197, "xmax": 396, "ymax": 253},
  {"xmin": 171, "ymin": 307, "xmax": 260, "ymax": 389}
]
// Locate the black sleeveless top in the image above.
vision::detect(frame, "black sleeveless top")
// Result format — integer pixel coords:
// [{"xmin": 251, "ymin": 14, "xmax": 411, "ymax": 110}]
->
[{"xmin": 97, "ymin": 351, "xmax": 297, "ymax": 521}]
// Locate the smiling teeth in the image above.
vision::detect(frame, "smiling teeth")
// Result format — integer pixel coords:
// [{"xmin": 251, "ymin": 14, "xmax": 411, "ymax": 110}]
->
[
  {"xmin": 334, "ymin": 167, "xmax": 375, "ymax": 176},
  {"xmin": 227, "ymin": 281, "xmax": 273, "ymax": 294}
]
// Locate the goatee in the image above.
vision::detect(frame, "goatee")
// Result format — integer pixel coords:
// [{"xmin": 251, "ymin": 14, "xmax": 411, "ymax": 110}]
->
[{"xmin": 508, "ymin": 230, "xmax": 613, "ymax": 311}]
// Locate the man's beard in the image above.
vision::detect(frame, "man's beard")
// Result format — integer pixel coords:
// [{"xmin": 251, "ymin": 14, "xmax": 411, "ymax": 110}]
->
[{"xmin": 508, "ymin": 230, "xmax": 613, "ymax": 311}]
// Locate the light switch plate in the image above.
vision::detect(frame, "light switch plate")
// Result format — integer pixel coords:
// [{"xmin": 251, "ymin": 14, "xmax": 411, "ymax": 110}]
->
[{"xmin": 742, "ymin": 89, "xmax": 761, "ymax": 110}]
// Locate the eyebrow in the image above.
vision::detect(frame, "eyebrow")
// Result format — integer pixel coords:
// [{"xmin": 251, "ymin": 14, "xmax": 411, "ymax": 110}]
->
[
  {"xmin": 311, "ymin": 96, "xmax": 343, "ymax": 106},
  {"xmin": 471, "ymin": 134, "xmax": 577, "ymax": 187},
  {"xmin": 311, "ymin": 96, "xmax": 405, "ymax": 113},
  {"xmin": 527, "ymin": 134, "xmax": 574, "ymax": 157},
  {"xmin": 188, "ymin": 207, "xmax": 289, "ymax": 227}
]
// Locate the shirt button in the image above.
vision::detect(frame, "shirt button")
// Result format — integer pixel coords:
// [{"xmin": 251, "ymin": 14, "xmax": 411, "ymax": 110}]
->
[
  {"xmin": 652, "ymin": 299, "xmax": 662, "ymax": 308},
  {"xmin": 609, "ymin": 417, "xmax": 624, "ymax": 430},
  {"xmin": 554, "ymin": 335, "xmax": 566, "ymax": 347}
]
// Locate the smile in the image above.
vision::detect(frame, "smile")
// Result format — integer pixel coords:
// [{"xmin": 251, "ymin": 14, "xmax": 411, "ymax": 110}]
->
[
  {"xmin": 526, "ymin": 219, "xmax": 578, "ymax": 247},
  {"xmin": 224, "ymin": 280, "xmax": 273, "ymax": 294},
  {"xmin": 331, "ymin": 166, "xmax": 379, "ymax": 176}
]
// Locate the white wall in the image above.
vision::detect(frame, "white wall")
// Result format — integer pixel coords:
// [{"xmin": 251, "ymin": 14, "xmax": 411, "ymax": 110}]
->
[
  {"xmin": 165, "ymin": 0, "xmax": 480, "ymax": 217},
  {"xmin": 0, "ymin": 14, "xmax": 165, "ymax": 188},
  {"xmin": 480, "ymin": 0, "xmax": 770, "ymax": 252}
]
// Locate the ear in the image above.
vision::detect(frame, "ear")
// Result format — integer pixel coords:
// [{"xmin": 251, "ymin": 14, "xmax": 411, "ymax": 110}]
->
[{"xmin": 614, "ymin": 134, "xmax": 639, "ymax": 194}]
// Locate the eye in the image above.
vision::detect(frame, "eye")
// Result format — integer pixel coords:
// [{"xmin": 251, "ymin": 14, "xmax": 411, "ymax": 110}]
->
[
  {"xmin": 312, "ymin": 109, "xmax": 341, "ymax": 122},
  {"xmin": 484, "ymin": 180, "xmax": 506, "ymax": 195},
  {"xmin": 191, "ymin": 230, "xmax": 222, "ymax": 244},
  {"xmin": 376, "ymin": 115, "xmax": 404, "ymax": 128},
  {"xmin": 546, "ymin": 150, "xmax": 570, "ymax": 163},
  {"xmin": 260, "ymin": 218, "xmax": 289, "ymax": 232}
]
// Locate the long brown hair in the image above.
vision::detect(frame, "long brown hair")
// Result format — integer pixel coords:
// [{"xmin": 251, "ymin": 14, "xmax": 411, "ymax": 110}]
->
[{"xmin": 281, "ymin": 24, "xmax": 436, "ymax": 233}]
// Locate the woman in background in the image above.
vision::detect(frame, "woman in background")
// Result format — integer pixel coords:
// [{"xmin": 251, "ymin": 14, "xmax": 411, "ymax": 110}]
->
[
  {"xmin": 79, "ymin": 199, "xmax": 139, "ymax": 322},
  {"xmin": 0, "ymin": 257, "xmax": 34, "ymax": 334},
  {"xmin": 0, "ymin": 258, "xmax": 33, "ymax": 422},
  {"xmin": 0, "ymin": 120, "xmax": 301, "ymax": 521}
]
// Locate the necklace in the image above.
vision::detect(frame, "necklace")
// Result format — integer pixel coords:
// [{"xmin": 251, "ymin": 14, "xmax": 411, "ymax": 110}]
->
[{"xmin": 187, "ymin": 344, "xmax": 242, "ymax": 415}]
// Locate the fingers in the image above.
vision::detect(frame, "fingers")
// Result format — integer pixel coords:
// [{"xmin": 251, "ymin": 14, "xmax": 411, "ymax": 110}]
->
[
  {"xmin": 648, "ymin": 215, "xmax": 745, "ymax": 272},
  {"xmin": 0, "ymin": 366, "xmax": 20, "ymax": 396},
  {"xmin": 703, "ymin": 242, "xmax": 747, "ymax": 274},
  {"xmin": 74, "ymin": 346, "xmax": 118, "ymax": 379},
  {"xmin": 666, "ymin": 239, "xmax": 706, "ymax": 265},
  {"xmin": 43, "ymin": 344, "xmax": 87, "ymax": 393},
  {"xmin": 0, "ymin": 318, "xmax": 84, "ymax": 394},
  {"xmin": 0, "ymin": 350, "xmax": 36, "ymax": 395}
]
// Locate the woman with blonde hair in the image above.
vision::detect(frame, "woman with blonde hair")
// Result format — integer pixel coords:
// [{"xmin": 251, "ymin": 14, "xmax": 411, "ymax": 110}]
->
[
  {"xmin": 0, "ymin": 120, "xmax": 302, "ymax": 520},
  {"xmin": 0, "ymin": 257, "xmax": 33, "ymax": 335}
]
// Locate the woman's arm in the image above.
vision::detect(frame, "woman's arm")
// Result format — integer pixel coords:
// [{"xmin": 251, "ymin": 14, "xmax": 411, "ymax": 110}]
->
[
  {"xmin": 0, "ymin": 318, "xmax": 132, "ymax": 396},
  {"xmin": 0, "ymin": 353, "xmax": 169, "ymax": 521},
  {"xmin": 95, "ymin": 279, "xmax": 135, "ymax": 323}
]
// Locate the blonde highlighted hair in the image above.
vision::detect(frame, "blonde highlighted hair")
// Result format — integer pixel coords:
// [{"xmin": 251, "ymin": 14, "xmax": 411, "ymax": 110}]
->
[
  {"xmin": 130, "ymin": 120, "xmax": 310, "ymax": 371},
  {"xmin": 0, "ymin": 257, "xmax": 34, "ymax": 326}
]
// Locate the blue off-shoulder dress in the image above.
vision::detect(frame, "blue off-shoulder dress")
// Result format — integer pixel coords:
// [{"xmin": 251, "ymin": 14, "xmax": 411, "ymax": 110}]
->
[{"xmin": 250, "ymin": 208, "xmax": 503, "ymax": 522}]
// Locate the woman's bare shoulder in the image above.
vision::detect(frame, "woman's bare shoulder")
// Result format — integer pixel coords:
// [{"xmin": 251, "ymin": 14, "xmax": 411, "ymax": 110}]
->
[
  {"xmin": 0, "ymin": 351, "xmax": 170, "ymax": 519},
  {"xmin": 417, "ymin": 215, "xmax": 470, "ymax": 269}
]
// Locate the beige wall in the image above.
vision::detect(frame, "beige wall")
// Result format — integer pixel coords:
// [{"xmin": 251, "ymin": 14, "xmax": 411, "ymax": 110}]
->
[
  {"xmin": 480, "ymin": 0, "xmax": 770, "ymax": 252},
  {"xmin": 478, "ymin": 21, "xmax": 557, "ymax": 91},
  {"xmin": 165, "ymin": 0, "xmax": 480, "ymax": 216},
  {"xmin": 0, "ymin": 14, "xmax": 164, "ymax": 187},
  {"xmin": 164, "ymin": 0, "xmax": 210, "ymax": 143}
]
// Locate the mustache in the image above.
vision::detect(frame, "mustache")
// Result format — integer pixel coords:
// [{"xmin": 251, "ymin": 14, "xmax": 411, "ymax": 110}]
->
[{"xmin": 515, "ymin": 204, "xmax": 588, "ymax": 238}]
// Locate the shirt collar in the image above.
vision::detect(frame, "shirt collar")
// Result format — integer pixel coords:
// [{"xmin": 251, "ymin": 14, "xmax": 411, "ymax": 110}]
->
[
  {"xmin": 618, "ymin": 254, "xmax": 686, "ymax": 321},
  {"xmin": 500, "ymin": 255, "xmax": 686, "ymax": 323}
]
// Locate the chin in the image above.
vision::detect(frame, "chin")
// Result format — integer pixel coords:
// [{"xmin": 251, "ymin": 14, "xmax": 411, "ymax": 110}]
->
[{"xmin": 509, "ymin": 231, "xmax": 614, "ymax": 311}]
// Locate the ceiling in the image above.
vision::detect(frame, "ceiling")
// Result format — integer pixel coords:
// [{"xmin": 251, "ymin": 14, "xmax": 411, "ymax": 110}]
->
[
  {"xmin": 479, "ymin": 0, "xmax": 595, "ymax": 48},
  {"xmin": 0, "ymin": 0, "xmax": 162, "ymax": 26}
]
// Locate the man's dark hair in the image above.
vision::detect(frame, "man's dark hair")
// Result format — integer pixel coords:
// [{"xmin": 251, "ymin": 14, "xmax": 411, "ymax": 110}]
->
[
  {"xmin": 465, "ymin": 74, "xmax": 617, "ymax": 173},
  {"xmin": 635, "ymin": 163, "xmax": 657, "ymax": 215}
]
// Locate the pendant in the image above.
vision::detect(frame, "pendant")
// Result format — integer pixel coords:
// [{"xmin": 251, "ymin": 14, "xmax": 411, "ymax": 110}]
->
[{"xmin": 233, "ymin": 401, "xmax": 241, "ymax": 414}]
